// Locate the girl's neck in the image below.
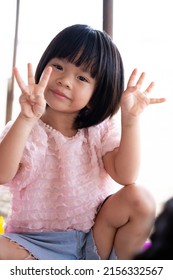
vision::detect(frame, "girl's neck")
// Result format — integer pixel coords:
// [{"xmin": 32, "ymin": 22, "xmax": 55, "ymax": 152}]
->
[{"xmin": 41, "ymin": 109, "xmax": 78, "ymax": 137}]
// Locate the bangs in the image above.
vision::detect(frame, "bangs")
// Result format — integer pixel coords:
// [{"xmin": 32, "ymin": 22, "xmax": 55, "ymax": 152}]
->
[
  {"xmin": 35, "ymin": 24, "xmax": 124, "ymax": 129},
  {"xmin": 65, "ymin": 48, "xmax": 99, "ymax": 78},
  {"xmin": 53, "ymin": 27, "xmax": 101, "ymax": 78}
]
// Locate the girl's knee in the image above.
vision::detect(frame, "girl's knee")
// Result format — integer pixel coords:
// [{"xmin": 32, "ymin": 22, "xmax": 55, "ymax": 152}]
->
[
  {"xmin": 122, "ymin": 183, "xmax": 156, "ymax": 217},
  {"xmin": 95, "ymin": 184, "xmax": 156, "ymax": 231}
]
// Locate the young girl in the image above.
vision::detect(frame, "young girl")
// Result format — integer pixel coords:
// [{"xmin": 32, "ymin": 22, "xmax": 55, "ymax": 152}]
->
[{"xmin": 0, "ymin": 24, "xmax": 165, "ymax": 260}]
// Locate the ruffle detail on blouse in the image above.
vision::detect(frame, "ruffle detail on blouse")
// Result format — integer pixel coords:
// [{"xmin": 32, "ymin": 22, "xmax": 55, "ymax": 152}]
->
[
  {"xmin": 100, "ymin": 115, "xmax": 121, "ymax": 156},
  {"xmin": 2, "ymin": 117, "xmax": 120, "ymax": 233},
  {"xmin": 5, "ymin": 180, "xmax": 109, "ymax": 232}
]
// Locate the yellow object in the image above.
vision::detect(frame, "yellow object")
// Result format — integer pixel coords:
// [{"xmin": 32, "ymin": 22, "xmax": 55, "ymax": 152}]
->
[{"xmin": 0, "ymin": 216, "xmax": 4, "ymax": 234}]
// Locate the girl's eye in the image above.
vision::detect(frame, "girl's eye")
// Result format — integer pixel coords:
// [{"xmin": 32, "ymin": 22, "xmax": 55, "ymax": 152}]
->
[
  {"xmin": 53, "ymin": 64, "xmax": 63, "ymax": 71},
  {"xmin": 78, "ymin": 76, "xmax": 88, "ymax": 82}
]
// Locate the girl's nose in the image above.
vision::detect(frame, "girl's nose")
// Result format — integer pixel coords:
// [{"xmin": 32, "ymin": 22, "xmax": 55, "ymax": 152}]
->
[{"xmin": 56, "ymin": 76, "xmax": 71, "ymax": 89}]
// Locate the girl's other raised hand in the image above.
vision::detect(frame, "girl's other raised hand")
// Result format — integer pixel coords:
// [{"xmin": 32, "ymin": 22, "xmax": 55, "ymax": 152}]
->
[
  {"xmin": 14, "ymin": 63, "xmax": 52, "ymax": 120},
  {"xmin": 121, "ymin": 68, "xmax": 166, "ymax": 118}
]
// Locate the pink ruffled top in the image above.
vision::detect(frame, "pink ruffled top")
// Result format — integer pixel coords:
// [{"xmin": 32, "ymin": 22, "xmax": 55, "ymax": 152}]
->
[{"xmin": 1, "ymin": 117, "xmax": 120, "ymax": 233}]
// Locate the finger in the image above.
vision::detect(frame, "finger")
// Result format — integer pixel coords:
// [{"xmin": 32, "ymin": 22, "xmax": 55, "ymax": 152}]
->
[
  {"xmin": 136, "ymin": 72, "xmax": 146, "ymax": 89},
  {"xmin": 27, "ymin": 63, "xmax": 35, "ymax": 86},
  {"xmin": 144, "ymin": 81, "xmax": 155, "ymax": 95},
  {"xmin": 149, "ymin": 97, "xmax": 166, "ymax": 104},
  {"xmin": 39, "ymin": 66, "xmax": 52, "ymax": 90},
  {"xmin": 13, "ymin": 67, "xmax": 28, "ymax": 93},
  {"xmin": 127, "ymin": 68, "xmax": 138, "ymax": 87}
]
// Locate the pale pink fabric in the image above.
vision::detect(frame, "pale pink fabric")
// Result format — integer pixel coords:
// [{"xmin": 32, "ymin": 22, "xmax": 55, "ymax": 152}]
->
[{"xmin": 0, "ymin": 117, "xmax": 121, "ymax": 233}]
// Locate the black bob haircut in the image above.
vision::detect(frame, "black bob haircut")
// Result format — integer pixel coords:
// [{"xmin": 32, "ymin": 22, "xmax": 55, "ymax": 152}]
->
[{"xmin": 35, "ymin": 24, "xmax": 124, "ymax": 129}]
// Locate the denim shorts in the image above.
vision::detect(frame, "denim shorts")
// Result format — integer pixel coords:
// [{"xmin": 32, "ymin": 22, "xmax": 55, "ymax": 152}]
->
[{"xmin": 3, "ymin": 230, "xmax": 117, "ymax": 260}]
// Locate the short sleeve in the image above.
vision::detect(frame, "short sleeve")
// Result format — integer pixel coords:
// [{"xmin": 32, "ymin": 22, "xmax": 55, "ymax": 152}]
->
[{"xmin": 101, "ymin": 114, "xmax": 121, "ymax": 156}]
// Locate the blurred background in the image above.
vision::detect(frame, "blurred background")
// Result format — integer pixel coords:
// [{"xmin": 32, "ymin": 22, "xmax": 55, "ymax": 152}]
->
[{"xmin": 0, "ymin": 0, "xmax": 173, "ymax": 219}]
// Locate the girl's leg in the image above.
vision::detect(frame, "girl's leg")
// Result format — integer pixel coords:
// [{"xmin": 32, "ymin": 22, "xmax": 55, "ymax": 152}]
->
[
  {"xmin": 92, "ymin": 183, "xmax": 156, "ymax": 260},
  {"xmin": 0, "ymin": 236, "xmax": 37, "ymax": 260}
]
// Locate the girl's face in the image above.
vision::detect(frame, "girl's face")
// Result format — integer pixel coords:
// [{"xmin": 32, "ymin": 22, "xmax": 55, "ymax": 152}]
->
[{"xmin": 44, "ymin": 58, "xmax": 96, "ymax": 116}]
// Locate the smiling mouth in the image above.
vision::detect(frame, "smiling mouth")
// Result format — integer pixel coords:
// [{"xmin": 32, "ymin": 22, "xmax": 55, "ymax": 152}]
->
[{"xmin": 51, "ymin": 89, "xmax": 71, "ymax": 100}]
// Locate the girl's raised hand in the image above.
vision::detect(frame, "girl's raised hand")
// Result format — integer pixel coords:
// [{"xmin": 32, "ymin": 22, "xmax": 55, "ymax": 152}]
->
[
  {"xmin": 14, "ymin": 63, "xmax": 52, "ymax": 120},
  {"xmin": 120, "ymin": 68, "xmax": 166, "ymax": 118}
]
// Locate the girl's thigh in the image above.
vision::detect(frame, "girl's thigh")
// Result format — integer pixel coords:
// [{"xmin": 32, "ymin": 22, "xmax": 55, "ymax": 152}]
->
[
  {"xmin": 92, "ymin": 184, "xmax": 155, "ymax": 259},
  {"xmin": 0, "ymin": 236, "xmax": 37, "ymax": 260}
]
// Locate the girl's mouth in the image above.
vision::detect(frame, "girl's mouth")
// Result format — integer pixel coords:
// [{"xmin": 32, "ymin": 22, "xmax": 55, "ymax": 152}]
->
[{"xmin": 51, "ymin": 89, "xmax": 71, "ymax": 100}]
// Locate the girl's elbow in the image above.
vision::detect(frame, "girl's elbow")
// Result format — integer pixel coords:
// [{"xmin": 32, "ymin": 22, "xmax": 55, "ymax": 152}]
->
[
  {"xmin": 0, "ymin": 165, "xmax": 19, "ymax": 184},
  {"xmin": 113, "ymin": 174, "xmax": 138, "ymax": 186},
  {"xmin": 0, "ymin": 176, "xmax": 10, "ymax": 185},
  {"xmin": 0, "ymin": 172, "xmax": 15, "ymax": 185}
]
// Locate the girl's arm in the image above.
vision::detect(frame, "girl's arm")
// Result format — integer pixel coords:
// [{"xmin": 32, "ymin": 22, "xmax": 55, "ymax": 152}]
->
[
  {"xmin": 103, "ymin": 69, "xmax": 166, "ymax": 186},
  {"xmin": 0, "ymin": 64, "xmax": 52, "ymax": 184},
  {"xmin": 0, "ymin": 115, "xmax": 38, "ymax": 184}
]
